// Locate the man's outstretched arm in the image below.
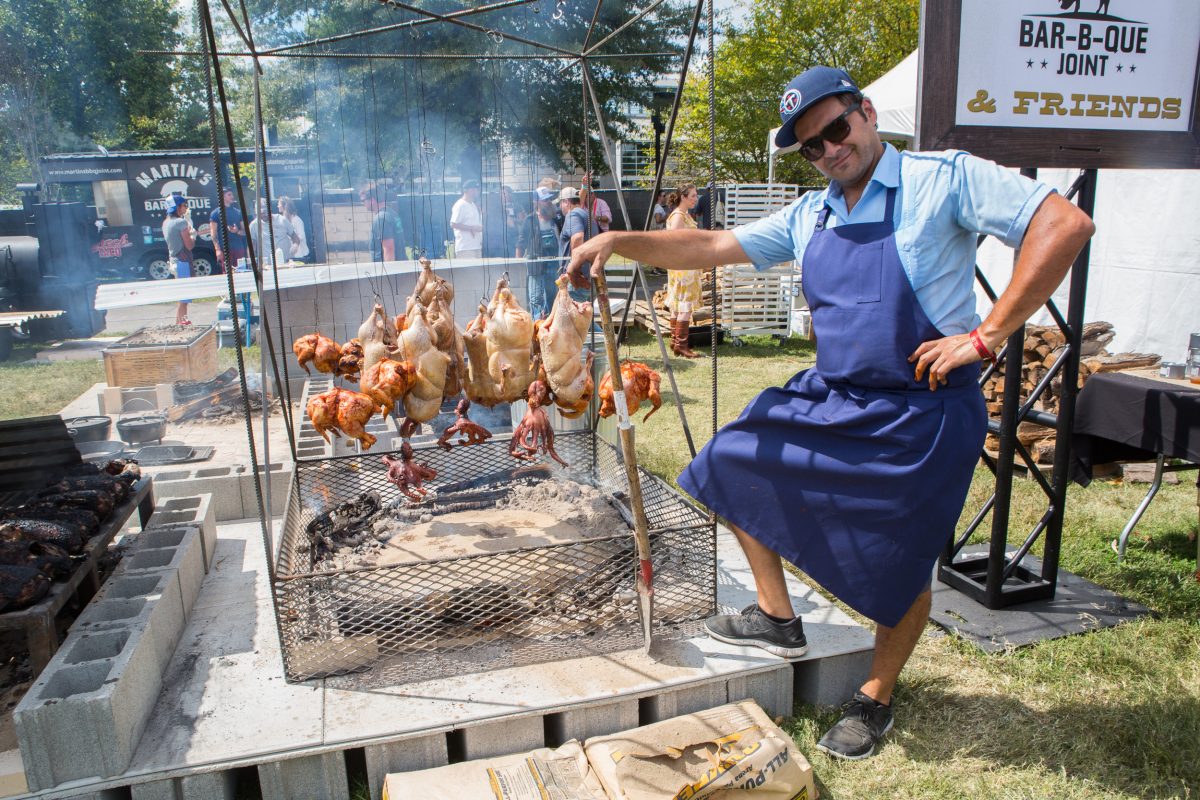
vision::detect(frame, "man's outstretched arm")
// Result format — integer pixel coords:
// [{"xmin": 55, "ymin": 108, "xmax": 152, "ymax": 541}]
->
[{"xmin": 566, "ymin": 228, "xmax": 748, "ymax": 287}]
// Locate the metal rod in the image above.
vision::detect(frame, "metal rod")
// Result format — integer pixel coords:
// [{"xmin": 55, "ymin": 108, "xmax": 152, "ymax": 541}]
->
[
  {"xmin": 987, "ymin": 322, "xmax": 1025, "ymax": 606},
  {"xmin": 1002, "ymin": 507, "xmax": 1054, "ymax": 582},
  {"xmin": 584, "ymin": 0, "xmax": 670, "ymax": 56},
  {"xmin": 142, "ymin": 49, "xmax": 673, "ymax": 60},
  {"xmin": 583, "ymin": 0, "xmax": 605, "ymax": 53},
  {"xmin": 378, "ymin": 0, "xmax": 579, "ymax": 57},
  {"xmin": 581, "ymin": 64, "xmax": 696, "ymax": 459},
  {"xmin": 1115, "ymin": 453, "xmax": 1166, "ymax": 562},
  {"xmin": 265, "ymin": 0, "xmax": 541, "ymax": 54}
]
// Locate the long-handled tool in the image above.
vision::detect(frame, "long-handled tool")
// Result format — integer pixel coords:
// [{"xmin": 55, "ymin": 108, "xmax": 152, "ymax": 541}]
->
[{"xmin": 592, "ymin": 268, "xmax": 655, "ymax": 654}]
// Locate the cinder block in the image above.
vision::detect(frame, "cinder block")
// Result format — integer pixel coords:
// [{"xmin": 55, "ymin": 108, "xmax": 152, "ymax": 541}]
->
[
  {"xmin": 75, "ymin": 573, "xmax": 186, "ymax": 675},
  {"xmin": 460, "ymin": 715, "xmax": 543, "ymax": 761},
  {"xmin": 121, "ymin": 528, "xmax": 205, "ymax": 621},
  {"xmin": 130, "ymin": 777, "xmax": 177, "ymax": 800},
  {"xmin": 154, "ymin": 472, "xmax": 244, "ymax": 522},
  {"xmin": 365, "ymin": 733, "xmax": 448, "ymax": 800},
  {"xmin": 149, "ymin": 494, "xmax": 216, "ymax": 572},
  {"xmin": 179, "ymin": 770, "xmax": 239, "ymax": 800},
  {"xmin": 240, "ymin": 463, "xmax": 292, "ymax": 518},
  {"xmin": 726, "ymin": 666, "xmax": 794, "ymax": 719},
  {"xmin": 258, "ymin": 751, "xmax": 348, "ymax": 800},
  {"xmin": 793, "ymin": 649, "xmax": 872, "ymax": 709},
  {"xmin": 551, "ymin": 699, "xmax": 639, "ymax": 744},
  {"xmin": 15, "ymin": 624, "xmax": 161, "ymax": 790},
  {"xmin": 640, "ymin": 680, "xmax": 729, "ymax": 723}
]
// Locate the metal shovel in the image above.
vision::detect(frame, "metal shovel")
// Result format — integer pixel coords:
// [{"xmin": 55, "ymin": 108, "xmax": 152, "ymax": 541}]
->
[{"xmin": 592, "ymin": 268, "xmax": 655, "ymax": 654}]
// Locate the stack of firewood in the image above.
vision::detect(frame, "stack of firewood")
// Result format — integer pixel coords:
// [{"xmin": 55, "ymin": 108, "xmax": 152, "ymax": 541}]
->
[{"xmin": 982, "ymin": 322, "xmax": 1160, "ymax": 461}]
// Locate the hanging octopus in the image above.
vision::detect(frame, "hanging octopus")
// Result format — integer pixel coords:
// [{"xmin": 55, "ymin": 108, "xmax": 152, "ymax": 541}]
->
[
  {"xmin": 381, "ymin": 442, "xmax": 438, "ymax": 502},
  {"xmin": 510, "ymin": 380, "xmax": 567, "ymax": 466},
  {"xmin": 436, "ymin": 398, "xmax": 493, "ymax": 451}
]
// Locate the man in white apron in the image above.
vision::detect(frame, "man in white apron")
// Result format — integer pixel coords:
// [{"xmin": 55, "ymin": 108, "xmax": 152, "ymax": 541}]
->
[{"xmin": 566, "ymin": 66, "xmax": 1095, "ymax": 760}]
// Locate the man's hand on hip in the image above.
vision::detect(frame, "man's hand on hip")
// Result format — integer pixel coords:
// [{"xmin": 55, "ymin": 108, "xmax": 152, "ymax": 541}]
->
[{"xmin": 908, "ymin": 334, "xmax": 979, "ymax": 391}]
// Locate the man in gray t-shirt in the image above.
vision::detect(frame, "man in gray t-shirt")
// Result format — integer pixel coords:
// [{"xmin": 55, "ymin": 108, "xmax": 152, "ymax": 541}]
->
[{"xmin": 162, "ymin": 195, "xmax": 195, "ymax": 324}]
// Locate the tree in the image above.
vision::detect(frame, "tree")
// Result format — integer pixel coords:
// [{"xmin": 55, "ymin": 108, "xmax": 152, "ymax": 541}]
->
[
  {"xmin": 0, "ymin": 0, "xmax": 210, "ymax": 200},
  {"xmin": 672, "ymin": 0, "xmax": 918, "ymax": 186}
]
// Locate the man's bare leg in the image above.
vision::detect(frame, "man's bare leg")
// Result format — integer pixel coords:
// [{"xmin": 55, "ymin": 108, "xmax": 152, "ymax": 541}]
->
[
  {"xmin": 860, "ymin": 588, "xmax": 930, "ymax": 705},
  {"xmin": 730, "ymin": 523, "xmax": 795, "ymax": 619}
]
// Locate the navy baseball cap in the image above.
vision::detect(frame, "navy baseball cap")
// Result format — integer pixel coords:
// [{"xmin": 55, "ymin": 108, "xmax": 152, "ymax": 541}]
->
[
  {"xmin": 774, "ymin": 67, "xmax": 861, "ymax": 149},
  {"xmin": 164, "ymin": 194, "xmax": 187, "ymax": 214}
]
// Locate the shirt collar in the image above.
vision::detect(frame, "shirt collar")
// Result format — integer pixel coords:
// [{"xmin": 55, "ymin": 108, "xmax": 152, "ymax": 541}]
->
[{"xmin": 824, "ymin": 142, "xmax": 900, "ymax": 214}]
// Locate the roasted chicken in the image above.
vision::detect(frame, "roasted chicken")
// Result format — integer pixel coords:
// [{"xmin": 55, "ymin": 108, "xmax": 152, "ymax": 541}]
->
[
  {"xmin": 598, "ymin": 361, "xmax": 663, "ymax": 423},
  {"xmin": 537, "ymin": 274, "xmax": 594, "ymax": 418},
  {"xmin": 360, "ymin": 358, "xmax": 418, "ymax": 417},
  {"xmin": 463, "ymin": 302, "xmax": 506, "ymax": 407},
  {"xmin": 382, "ymin": 442, "xmax": 438, "ymax": 502},
  {"xmin": 426, "ymin": 285, "xmax": 466, "ymax": 400},
  {"xmin": 406, "ymin": 257, "xmax": 454, "ymax": 319},
  {"xmin": 436, "ymin": 398, "xmax": 493, "ymax": 450},
  {"xmin": 293, "ymin": 332, "xmax": 343, "ymax": 375},
  {"xmin": 510, "ymin": 380, "xmax": 567, "ymax": 466},
  {"xmin": 396, "ymin": 302, "xmax": 451, "ymax": 432},
  {"xmin": 485, "ymin": 278, "xmax": 535, "ymax": 402},
  {"xmin": 337, "ymin": 338, "xmax": 365, "ymax": 381},
  {"xmin": 359, "ymin": 302, "xmax": 400, "ymax": 374},
  {"xmin": 306, "ymin": 387, "xmax": 378, "ymax": 450}
]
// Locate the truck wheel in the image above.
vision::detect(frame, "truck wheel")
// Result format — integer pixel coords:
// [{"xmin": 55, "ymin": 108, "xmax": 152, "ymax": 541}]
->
[
  {"xmin": 0, "ymin": 328, "xmax": 13, "ymax": 362},
  {"xmin": 143, "ymin": 254, "xmax": 173, "ymax": 281},
  {"xmin": 192, "ymin": 253, "xmax": 215, "ymax": 277}
]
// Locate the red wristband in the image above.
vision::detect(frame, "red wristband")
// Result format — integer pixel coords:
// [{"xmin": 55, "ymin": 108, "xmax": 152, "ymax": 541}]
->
[{"xmin": 970, "ymin": 328, "xmax": 998, "ymax": 366}]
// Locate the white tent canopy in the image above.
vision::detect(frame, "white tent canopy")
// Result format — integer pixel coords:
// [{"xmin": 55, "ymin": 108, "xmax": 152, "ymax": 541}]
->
[{"xmin": 769, "ymin": 51, "xmax": 1200, "ymax": 359}]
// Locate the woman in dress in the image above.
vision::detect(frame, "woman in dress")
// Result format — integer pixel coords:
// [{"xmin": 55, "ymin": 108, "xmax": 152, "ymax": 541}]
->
[{"xmin": 663, "ymin": 183, "xmax": 701, "ymax": 358}]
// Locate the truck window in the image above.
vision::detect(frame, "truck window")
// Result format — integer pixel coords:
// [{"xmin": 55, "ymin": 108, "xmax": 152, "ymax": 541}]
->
[{"xmin": 93, "ymin": 180, "xmax": 133, "ymax": 227}]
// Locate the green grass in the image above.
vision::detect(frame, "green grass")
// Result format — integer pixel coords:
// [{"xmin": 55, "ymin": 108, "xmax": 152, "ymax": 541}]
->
[
  {"xmin": 0, "ymin": 342, "xmax": 106, "ymax": 420},
  {"xmin": 615, "ymin": 328, "xmax": 1200, "ymax": 800}
]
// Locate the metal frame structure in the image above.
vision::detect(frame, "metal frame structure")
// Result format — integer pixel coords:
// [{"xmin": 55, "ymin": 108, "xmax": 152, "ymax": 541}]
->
[
  {"xmin": 938, "ymin": 167, "xmax": 1096, "ymax": 608},
  {"xmin": 191, "ymin": 0, "xmax": 723, "ymax": 681}
]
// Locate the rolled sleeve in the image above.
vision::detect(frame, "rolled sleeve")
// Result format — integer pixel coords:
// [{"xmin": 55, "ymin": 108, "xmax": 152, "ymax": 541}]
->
[
  {"xmin": 732, "ymin": 201, "xmax": 804, "ymax": 270},
  {"xmin": 951, "ymin": 152, "xmax": 1055, "ymax": 249}
]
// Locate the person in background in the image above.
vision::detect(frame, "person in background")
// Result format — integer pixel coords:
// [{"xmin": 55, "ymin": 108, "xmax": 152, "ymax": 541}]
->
[
  {"xmin": 557, "ymin": 186, "xmax": 599, "ymax": 303},
  {"xmin": 538, "ymin": 177, "xmax": 564, "ymax": 232},
  {"xmin": 163, "ymin": 194, "xmax": 194, "ymax": 325},
  {"xmin": 247, "ymin": 197, "xmax": 297, "ymax": 267},
  {"xmin": 580, "ymin": 185, "xmax": 612, "ymax": 233},
  {"xmin": 662, "ymin": 183, "xmax": 702, "ymax": 358},
  {"xmin": 651, "ymin": 191, "xmax": 668, "ymax": 230},
  {"xmin": 210, "ymin": 187, "xmax": 245, "ymax": 274},
  {"xmin": 492, "ymin": 185, "xmax": 520, "ymax": 257},
  {"xmin": 567, "ymin": 65, "xmax": 1095, "ymax": 762},
  {"xmin": 278, "ymin": 196, "xmax": 309, "ymax": 263},
  {"xmin": 359, "ymin": 181, "xmax": 402, "ymax": 263},
  {"xmin": 450, "ymin": 179, "xmax": 484, "ymax": 260},
  {"xmin": 516, "ymin": 188, "xmax": 560, "ymax": 319}
]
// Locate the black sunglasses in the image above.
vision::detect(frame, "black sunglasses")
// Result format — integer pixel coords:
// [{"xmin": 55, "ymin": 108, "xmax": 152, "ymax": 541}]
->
[{"xmin": 798, "ymin": 102, "xmax": 863, "ymax": 162}]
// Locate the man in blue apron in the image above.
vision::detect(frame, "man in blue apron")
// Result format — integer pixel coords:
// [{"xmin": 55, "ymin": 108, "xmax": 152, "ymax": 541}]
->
[{"xmin": 566, "ymin": 66, "xmax": 1095, "ymax": 760}]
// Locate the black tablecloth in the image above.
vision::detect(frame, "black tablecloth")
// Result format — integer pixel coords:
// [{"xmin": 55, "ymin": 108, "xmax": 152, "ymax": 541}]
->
[{"xmin": 1070, "ymin": 372, "xmax": 1200, "ymax": 486}]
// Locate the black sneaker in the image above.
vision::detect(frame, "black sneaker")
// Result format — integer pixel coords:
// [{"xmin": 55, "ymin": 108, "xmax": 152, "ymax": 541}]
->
[
  {"xmin": 815, "ymin": 692, "xmax": 895, "ymax": 760},
  {"xmin": 704, "ymin": 604, "xmax": 808, "ymax": 658}
]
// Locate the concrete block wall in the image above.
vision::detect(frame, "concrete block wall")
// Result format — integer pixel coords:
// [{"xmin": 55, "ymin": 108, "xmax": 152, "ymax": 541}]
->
[
  {"xmin": 14, "ymin": 520, "xmax": 209, "ymax": 791},
  {"xmin": 147, "ymin": 494, "xmax": 217, "ymax": 572},
  {"xmin": 151, "ymin": 463, "xmax": 291, "ymax": 522}
]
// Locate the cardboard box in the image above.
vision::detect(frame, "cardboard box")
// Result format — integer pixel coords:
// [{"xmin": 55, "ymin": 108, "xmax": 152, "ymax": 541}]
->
[
  {"xmin": 584, "ymin": 700, "xmax": 816, "ymax": 800},
  {"xmin": 381, "ymin": 740, "xmax": 607, "ymax": 800}
]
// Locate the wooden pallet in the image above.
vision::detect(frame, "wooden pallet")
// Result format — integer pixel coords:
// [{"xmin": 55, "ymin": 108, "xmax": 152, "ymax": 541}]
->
[
  {"xmin": 0, "ymin": 477, "xmax": 155, "ymax": 675},
  {"xmin": 717, "ymin": 264, "xmax": 794, "ymax": 340}
]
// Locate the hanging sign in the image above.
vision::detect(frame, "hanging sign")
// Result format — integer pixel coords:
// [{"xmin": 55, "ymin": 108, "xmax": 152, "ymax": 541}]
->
[{"xmin": 917, "ymin": 0, "xmax": 1200, "ymax": 167}]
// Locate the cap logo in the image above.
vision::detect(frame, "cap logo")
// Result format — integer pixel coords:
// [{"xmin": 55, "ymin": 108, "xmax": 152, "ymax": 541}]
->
[
  {"xmin": 841, "ymin": 80, "xmax": 853, "ymax": 87},
  {"xmin": 779, "ymin": 89, "xmax": 802, "ymax": 116}
]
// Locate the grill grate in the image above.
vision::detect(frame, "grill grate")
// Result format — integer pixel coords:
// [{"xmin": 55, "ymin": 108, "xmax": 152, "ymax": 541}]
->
[{"xmin": 273, "ymin": 429, "xmax": 716, "ymax": 683}]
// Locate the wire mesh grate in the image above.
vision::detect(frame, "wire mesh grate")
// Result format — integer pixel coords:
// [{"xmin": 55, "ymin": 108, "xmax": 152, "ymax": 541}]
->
[{"xmin": 273, "ymin": 429, "xmax": 716, "ymax": 683}]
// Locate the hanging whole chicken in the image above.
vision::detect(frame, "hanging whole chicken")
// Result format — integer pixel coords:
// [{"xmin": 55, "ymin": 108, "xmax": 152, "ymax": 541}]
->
[
  {"xmin": 598, "ymin": 361, "xmax": 662, "ymax": 422},
  {"xmin": 293, "ymin": 332, "xmax": 342, "ymax": 375},
  {"xmin": 396, "ymin": 302, "xmax": 451, "ymax": 435},
  {"xmin": 463, "ymin": 302, "xmax": 505, "ymax": 408},
  {"xmin": 426, "ymin": 284, "xmax": 466, "ymax": 400},
  {"xmin": 306, "ymin": 387, "xmax": 378, "ymax": 450},
  {"xmin": 359, "ymin": 302, "xmax": 400, "ymax": 374},
  {"xmin": 537, "ymin": 274, "xmax": 594, "ymax": 418},
  {"xmin": 484, "ymin": 277, "xmax": 535, "ymax": 402},
  {"xmin": 360, "ymin": 358, "xmax": 417, "ymax": 417},
  {"xmin": 405, "ymin": 257, "xmax": 454, "ymax": 321}
]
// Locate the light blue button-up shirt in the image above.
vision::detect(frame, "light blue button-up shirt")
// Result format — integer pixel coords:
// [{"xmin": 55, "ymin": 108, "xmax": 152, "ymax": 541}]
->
[{"xmin": 734, "ymin": 144, "xmax": 1054, "ymax": 335}]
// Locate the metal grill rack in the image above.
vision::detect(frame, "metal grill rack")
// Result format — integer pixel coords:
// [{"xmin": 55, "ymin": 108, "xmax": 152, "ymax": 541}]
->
[{"xmin": 273, "ymin": 429, "xmax": 716, "ymax": 683}]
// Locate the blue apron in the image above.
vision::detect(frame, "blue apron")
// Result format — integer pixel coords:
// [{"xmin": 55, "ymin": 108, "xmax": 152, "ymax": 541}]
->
[{"xmin": 678, "ymin": 186, "xmax": 986, "ymax": 627}]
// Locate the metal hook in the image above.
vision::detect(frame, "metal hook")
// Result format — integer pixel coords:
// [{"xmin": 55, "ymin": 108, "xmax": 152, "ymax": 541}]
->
[
  {"xmin": 486, "ymin": 29, "xmax": 504, "ymax": 45},
  {"xmin": 552, "ymin": 8, "xmax": 564, "ymax": 19}
]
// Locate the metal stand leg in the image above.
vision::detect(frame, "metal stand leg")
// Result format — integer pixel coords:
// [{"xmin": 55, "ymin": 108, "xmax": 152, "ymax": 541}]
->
[{"xmin": 1116, "ymin": 453, "xmax": 1166, "ymax": 562}]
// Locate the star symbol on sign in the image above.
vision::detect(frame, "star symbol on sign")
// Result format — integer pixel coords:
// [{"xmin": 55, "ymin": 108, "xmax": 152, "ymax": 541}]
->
[
  {"xmin": 1129, "ymin": 64, "xmax": 1137, "ymax": 73},
  {"xmin": 1040, "ymin": 59, "xmax": 1048, "ymax": 69},
  {"xmin": 1116, "ymin": 63, "xmax": 1124, "ymax": 72},
  {"xmin": 1026, "ymin": 59, "xmax": 1034, "ymax": 68}
]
